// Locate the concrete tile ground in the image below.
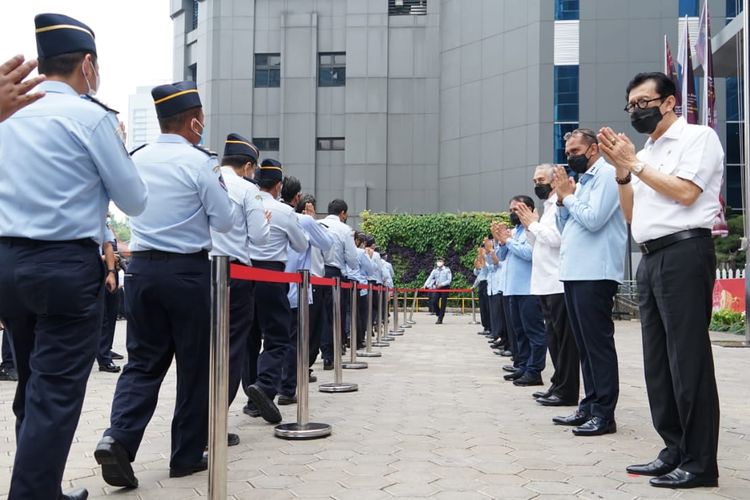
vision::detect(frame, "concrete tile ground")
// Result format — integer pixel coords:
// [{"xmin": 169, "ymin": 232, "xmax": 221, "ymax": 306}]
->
[{"xmin": 1, "ymin": 313, "xmax": 749, "ymax": 499}]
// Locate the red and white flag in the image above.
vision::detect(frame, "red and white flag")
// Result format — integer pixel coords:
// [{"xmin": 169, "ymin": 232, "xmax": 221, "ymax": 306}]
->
[
  {"xmin": 677, "ymin": 16, "xmax": 698, "ymax": 124},
  {"xmin": 664, "ymin": 35, "xmax": 682, "ymax": 116},
  {"xmin": 695, "ymin": 1, "xmax": 717, "ymax": 129}
]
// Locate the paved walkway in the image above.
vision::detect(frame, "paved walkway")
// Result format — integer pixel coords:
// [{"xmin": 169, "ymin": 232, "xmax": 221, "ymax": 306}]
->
[{"xmin": 1, "ymin": 313, "xmax": 749, "ymax": 499}]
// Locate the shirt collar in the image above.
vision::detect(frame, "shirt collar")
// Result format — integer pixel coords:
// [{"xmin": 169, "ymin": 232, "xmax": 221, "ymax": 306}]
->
[
  {"xmin": 40, "ymin": 80, "xmax": 78, "ymax": 96},
  {"xmin": 324, "ymin": 215, "xmax": 339, "ymax": 223},
  {"xmin": 220, "ymin": 166, "xmax": 240, "ymax": 178},
  {"xmin": 579, "ymin": 157, "xmax": 606, "ymax": 185},
  {"xmin": 258, "ymin": 190, "xmax": 273, "ymax": 199},
  {"xmin": 545, "ymin": 193, "xmax": 558, "ymax": 207},
  {"xmin": 645, "ymin": 116, "xmax": 686, "ymax": 147},
  {"xmin": 156, "ymin": 133, "xmax": 191, "ymax": 144}
]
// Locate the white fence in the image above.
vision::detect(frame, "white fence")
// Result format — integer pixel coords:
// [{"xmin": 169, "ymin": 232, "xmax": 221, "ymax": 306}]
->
[{"xmin": 716, "ymin": 268, "xmax": 746, "ymax": 279}]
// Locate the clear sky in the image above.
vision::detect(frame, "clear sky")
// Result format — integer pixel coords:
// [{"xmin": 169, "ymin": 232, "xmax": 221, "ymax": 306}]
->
[{"xmin": 1, "ymin": 0, "xmax": 174, "ymax": 124}]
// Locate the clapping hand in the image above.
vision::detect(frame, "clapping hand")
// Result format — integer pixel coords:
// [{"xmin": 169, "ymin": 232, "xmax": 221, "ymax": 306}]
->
[
  {"xmin": 598, "ymin": 127, "xmax": 637, "ymax": 178},
  {"xmin": 552, "ymin": 165, "xmax": 576, "ymax": 200},
  {"xmin": 0, "ymin": 55, "xmax": 46, "ymax": 122},
  {"xmin": 515, "ymin": 203, "xmax": 538, "ymax": 228}
]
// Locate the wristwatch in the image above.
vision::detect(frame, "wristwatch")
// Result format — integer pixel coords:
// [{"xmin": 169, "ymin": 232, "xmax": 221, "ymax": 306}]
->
[
  {"xmin": 616, "ymin": 172, "xmax": 632, "ymax": 185},
  {"xmin": 632, "ymin": 162, "xmax": 646, "ymax": 175}
]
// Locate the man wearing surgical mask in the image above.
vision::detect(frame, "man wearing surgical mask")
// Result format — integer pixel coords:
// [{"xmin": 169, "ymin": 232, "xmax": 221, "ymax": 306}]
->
[
  {"xmin": 550, "ymin": 128, "xmax": 626, "ymax": 438},
  {"xmin": 597, "ymin": 72, "xmax": 723, "ymax": 490}
]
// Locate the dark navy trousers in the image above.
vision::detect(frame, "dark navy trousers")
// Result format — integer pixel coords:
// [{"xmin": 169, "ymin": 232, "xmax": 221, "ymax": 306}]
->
[
  {"xmin": 104, "ymin": 252, "xmax": 210, "ymax": 471},
  {"xmin": 0, "ymin": 238, "xmax": 103, "ymax": 500},
  {"xmin": 1, "ymin": 326, "xmax": 14, "ymax": 367},
  {"xmin": 228, "ymin": 278, "xmax": 254, "ymax": 407},
  {"xmin": 508, "ymin": 295, "xmax": 547, "ymax": 377},
  {"xmin": 96, "ymin": 272, "xmax": 119, "ymax": 366},
  {"xmin": 246, "ymin": 260, "xmax": 290, "ymax": 399}
]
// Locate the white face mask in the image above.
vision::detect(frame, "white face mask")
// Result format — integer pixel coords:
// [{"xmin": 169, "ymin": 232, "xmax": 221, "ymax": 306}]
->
[
  {"xmin": 437, "ymin": 262, "xmax": 444, "ymax": 268},
  {"xmin": 190, "ymin": 118, "xmax": 205, "ymax": 144},
  {"xmin": 82, "ymin": 59, "xmax": 100, "ymax": 96}
]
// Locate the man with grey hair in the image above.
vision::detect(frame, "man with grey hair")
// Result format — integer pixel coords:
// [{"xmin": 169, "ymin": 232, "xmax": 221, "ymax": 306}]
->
[{"xmin": 516, "ymin": 164, "xmax": 580, "ymax": 407}]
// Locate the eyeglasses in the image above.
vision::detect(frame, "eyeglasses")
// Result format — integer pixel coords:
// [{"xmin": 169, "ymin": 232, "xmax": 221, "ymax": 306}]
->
[{"xmin": 624, "ymin": 97, "xmax": 664, "ymax": 113}]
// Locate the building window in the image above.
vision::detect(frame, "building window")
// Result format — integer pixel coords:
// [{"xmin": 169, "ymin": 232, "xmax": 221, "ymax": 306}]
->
[
  {"xmin": 555, "ymin": 0, "xmax": 579, "ymax": 20},
  {"xmin": 318, "ymin": 53, "xmax": 346, "ymax": 87},
  {"xmin": 316, "ymin": 137, "xmax": 345, "ymax": 151},
  {"xmin": 255, "ymin": 54, "xmax": 281, "ymax": 88},
  {"xmin": 388, "ymin": 0, "xmax": 427, "ymax": 16},
  {"xmin": 553, "ymin": 65, "xmax": 579, "ymax": 165},
  {"xmin": 187, "ymin": 63, "xmax": 197, "ymax": 83},
  {"xmin": 190, "ymin": 0, "xmax": 199, "ymax": 31},
  {"xmin": 253, "ymin": 138, "xmax": 280, "ymax": 151},
  {"xmin": 726, "ymin": 77, "xmax": 744, "ymax": 209},
  {"xmin": 679, "ymin": 0, "xmax": 699, "ymax": 17}
]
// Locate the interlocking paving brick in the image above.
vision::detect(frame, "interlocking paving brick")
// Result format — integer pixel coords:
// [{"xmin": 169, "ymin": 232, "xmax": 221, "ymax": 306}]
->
[{"xmin": 0, "ymin": 316, "xmax": 748, "ymax": 499}]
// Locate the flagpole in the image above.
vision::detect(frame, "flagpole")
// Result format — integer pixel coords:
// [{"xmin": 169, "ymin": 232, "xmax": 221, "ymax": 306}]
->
[{"xmin": 742, "ymin": 0, "xmax": 750, "ymax": 345}]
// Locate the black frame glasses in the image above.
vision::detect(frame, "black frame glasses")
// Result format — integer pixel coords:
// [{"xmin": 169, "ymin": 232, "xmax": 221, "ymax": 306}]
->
[{"xmin": 624, "ymin": 97, "xmax": 664, "ymax": 113}]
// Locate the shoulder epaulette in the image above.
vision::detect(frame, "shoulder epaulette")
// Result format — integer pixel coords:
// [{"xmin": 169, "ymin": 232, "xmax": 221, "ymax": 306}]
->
[
  {"xmin": 193, "ymin": 144, "xmax": 218, "ymax": 157},
  {"xmin": 129, "ymin": 144, "xmax": 148, "ymax": 156},
  {"xmin": 81, "ymin": 94, "xmax": 119, "ymax": 114}
]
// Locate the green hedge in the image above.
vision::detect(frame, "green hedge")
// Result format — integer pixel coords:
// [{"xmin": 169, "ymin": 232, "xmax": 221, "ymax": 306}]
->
[{"xmin": 360, "ymin": 211, "xmax": 509, "ymax": 292}]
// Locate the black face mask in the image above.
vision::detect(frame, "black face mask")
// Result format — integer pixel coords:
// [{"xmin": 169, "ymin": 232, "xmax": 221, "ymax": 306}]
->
[
  {"xmin": 630, "ymin": 106, "xmax": 663, "ymax": 134},
  {"xmin": 534, "ymin": 183, "xmax": 552, "ymax": 200},
  {"xmin": 509, "ymin": 213, "xmax": 521, "ymax": 226},
  {"xmin": 567, "ymin": 147, "xmax": 591, "ymax": 174}
]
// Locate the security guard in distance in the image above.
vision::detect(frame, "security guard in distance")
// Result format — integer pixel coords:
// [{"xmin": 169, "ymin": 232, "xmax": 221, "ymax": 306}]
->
[
  {"xmin": 0, "ymin": 13, "xmax": 148, "ymax": 500},
  {"xmin": 95, "ymin": 82, "xmax": 234, "ymax": 488}
]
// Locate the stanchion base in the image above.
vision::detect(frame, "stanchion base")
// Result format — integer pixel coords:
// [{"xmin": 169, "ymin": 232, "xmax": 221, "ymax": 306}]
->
[
  {"xmin": 274, "ymin": 422, "xmax": 332, "ymax": 440},
  {"xmin": 406, "ymin": 320, "xmax": 416, "ymax": 324},
  {"xmin": 342, "ymin": 361, "xmax": 368, "ymax": 369},
  {"xmin": 388, "ymin": 330, "xmax": 404, "ymax": 336},
  {"xmin": 399, "ymin": 324, "xmax": 412, "ymax": 329},
  {"xmin": 381, "ymin": 336, "xmax": 395, "ymax": 341},
  {"xmin": 372, "ymin": 341, "xmax": 390, "ymax": 347},
  {"xmin": 357, "ymin": 350, "xmax": 382, "ymax": 357},
  {"xmin": 319, "ymin": 382, "xmax": 358, "ymax": 393}
]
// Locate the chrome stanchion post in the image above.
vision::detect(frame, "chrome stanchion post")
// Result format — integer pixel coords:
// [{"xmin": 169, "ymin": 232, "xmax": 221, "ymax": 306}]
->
[
  {"xmin": 407, "ymin": 289, "xmax": 418, "ymax": 324},
  {"xmin": 469, "ymin": 288, "xmax": 479, "ymax": 324},
  {"xmin": 208, "ymin": 256, "xmax": 229, "ymax": 500},
  {"xmin": 372, "ymin": 286, "xmax": 390, "ymax": 347},
  {"xmin": 320, "ymin": 278, "xmax": 358, "ymax": 392},
  {"xmin": 390, "ymin": 288, "xmax": 404, "ymax": 335},
  {"xmin": 357, "ymin": 283, "xmax": 382, "ymax": 358},
  {"xmin": 400, "ymin": 290, "xmax": 412, "ymax": 328},
  {"xmin": 381, "ymin": 288, "xmax": 395, "ymax": 341},
  {"xmin": 343, "ymin": 283, "xmax": 368, "ymax": 369},
  {"xmin": 275, "ymin": 270, "xmax": 331, "ymax": 439}
]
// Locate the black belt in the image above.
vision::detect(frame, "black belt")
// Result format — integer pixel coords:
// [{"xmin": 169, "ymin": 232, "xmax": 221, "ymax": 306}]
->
[
  {"xmin": 325, "ymin": 265, "xmax": 343, "ymax": 277},
  {"xmin": 252, "ymin": 260, "xmax": 285, "ymax": 271},
  {"xmin": 131, "ymin": 249, "xmax": 208, "ymax": 260},
  {"xmin": 0, "ymin": 236, "xmax": 98, "ymax": 248},
  {"xmin": 639, "ymin": 228, "xmax": 711, "ymax": 255}
]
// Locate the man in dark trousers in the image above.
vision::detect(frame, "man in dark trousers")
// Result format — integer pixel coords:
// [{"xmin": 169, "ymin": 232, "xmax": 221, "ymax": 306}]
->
[
  {"xmin": 600, "ymin": 72, "xmax": 723, "ymax": 489},
  {"xmin": 0, "ymin": 13, "xmax": 148, "ymax": 500},
  {"xmin": 95, "ymin": 81, "xmax": 233, "ymax": 488}
]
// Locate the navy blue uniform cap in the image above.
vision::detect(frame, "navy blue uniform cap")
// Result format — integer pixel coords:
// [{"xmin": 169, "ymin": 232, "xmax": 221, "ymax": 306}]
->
[
  {"xmin": 224, "ymin": 133, "xmax": 259, "ymax": 162},
  {"xmin": 35, "ymin": 13, "xmax": 97, "ymax": 58},
  {"xmin": 151, "ymin": 81, "xmax": 202, "ymax": 118},
  {"xmin": 257, "ymin": 159, "xmax": 283, "ymax": 183}
]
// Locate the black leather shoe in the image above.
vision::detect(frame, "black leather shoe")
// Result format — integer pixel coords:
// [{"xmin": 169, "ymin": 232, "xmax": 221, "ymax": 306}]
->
[
  {"xmin": 552, "ymin": 410, "xmax": 590, "ymax": 426},
  {"xmin": 493, "ymin": 350, "xmax": 504, "ymax": 355},
  {"xmin": 532, "ymin": 390, "xmax": 551, "ymax": 399},
  {"xmin": 626, "ymin": 458, "xmax": 676, "ymax": 477},
  {"xmin": 502, "ymin": 364, "xmax": 516, "ymax": 373},
  {"xmin": 243, "ymin": 401, "xmax": 261, "ymax": 418},
  {"xmin": 278, "ymin": 394, "xmax": 297, "ymax": 405},
  {"xmin": 503, "ymin": 370, "xmax": 523, "ymax": 381},
  {"xmin": 513, "ymin": 374, "xmax": 544, "ymax": 386},
  {"xmin": 477, "ymin": 330, "xmax": 488, "ymax": 335},
  {"xmin": 323, "ymin": 361, "xmax": 333, "ymax": 370},
  {"xmin": 246, "ymin": 384, "xmax": 282, "ymax": 424},
  {"xmin": 309, "ymin": 371, "xmax": 318, "ymax": 383},
  {"xmin": 536, "ymin": 394, "xmax": 578, "ymax": 407},
  {"xmin": 94, "ymin": 436, "xmax": 138, "ymax": 488},
  {"xmin": 170, "ymin": 456, "xmax": 208, "ymax": 478},
  {"xmin": 649, "ymin": 468, "xmax": 718, "ymax": 488},
  {"xmin": 572, "ymin": 416, "xmax": 617, "ymax": 436},
  {"xmin": 98, "ymin": 362, "xmax": 121, "ymax": 373},
  {"xmin": 500, "ymin": 350, "xmax": 513, "ymax": 357},
  {"xmin": 61, "ymin": 488, "xmax": 89, "ymax": 500},
  {"xmin": 435, "ymin": 318, "xmax": 443, "ymax": 324},
  {"xmin": 228, "ymin": 433, "xmax": 240, "ymax": 446},
  {"xmin": 110, "ymin": 351, "xmax": 124, "ymax": 360},
  {"xmin": 0, "ymin": 366, "xmax": 18, "ymax": 381}
]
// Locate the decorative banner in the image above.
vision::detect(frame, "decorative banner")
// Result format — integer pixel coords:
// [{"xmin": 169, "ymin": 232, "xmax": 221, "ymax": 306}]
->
[
  {"xmin": 713, "ymin": 278, "xmax": 745, "ymax": 312},
  {"xmin": 664, "ymin": 35, "xmax": 682, "ymax": 116},
  {"xmin": 695, "ymin": 1, "xmax": 717, "ymax": 129},
  {"xmin": 678, "ymin": 15, "xmax": 698, "ymax": 124}
]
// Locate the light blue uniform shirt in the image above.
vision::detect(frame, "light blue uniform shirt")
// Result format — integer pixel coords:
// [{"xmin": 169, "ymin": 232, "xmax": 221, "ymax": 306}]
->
[
  {"xmin": 556, "ymin": 157, "xmax": 627, "ymax": 283},
  {"xmin": 0, "ymin": 81, "xmax": 147, "ymax": 244},
  {"xmin": 129, "ymin": 134, "xmax": 233, "ymax": 253},
  {"xmin": 210, "ymin": 167, "xmax": 269, "ymax": 264},
  {"xmin": 424, "ymin": 267, "xmax": 452, "ymax": 288},
  {"xmin": 485, "ymin": 257, "xmax": 505, "ymax": 296},
  {"xmin": 348, "ymin": 248, "xmax": 374, "ymax": 296},
  {"xmin": 249, "ymin": 192, "xmax": 308, "ymax": 263},
  {"xmin": 319, "ymin": 215, "xmax": 359, "ymax": 274},
  {"xmin": 287, "ymin": 213, "xmax": 334, "ymax": 307},
  {"xmin": 498, "ymin": 225, "xmax": 533, "ymax": 296},
  {"xmin": 473, "ymin": 265, "xmax": 488, "ymax": 282},
  {"xmin": 382, "ymin": 261, "xmax": 395, "ymax": 288}
]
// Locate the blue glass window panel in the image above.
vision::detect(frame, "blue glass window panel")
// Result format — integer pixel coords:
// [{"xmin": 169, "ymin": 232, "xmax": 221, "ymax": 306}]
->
[
  {"xmin": 554, "ymin": 65, "xmax": 579, "ymax": 122},
  {"xmin": 726, "ymin": 164, "xmax": 743, "ymax": 210},
  {"xmin": 555, "ymin": 0, "xmax": 579, "ymax": 20},
  {"xmin": 679, "ymin": 0, "xmax": 699, "ymax": 17},
  {"xmin": 726, "ymin": 123, "xmax": 743, "ymax": 165},
  {"xmin": 554, "ymin": 123, "xmax": 579, "ymax": 165},
  {"xmin": 726, "ymin": 77, "xmax": 744, "ymax": 121}
]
